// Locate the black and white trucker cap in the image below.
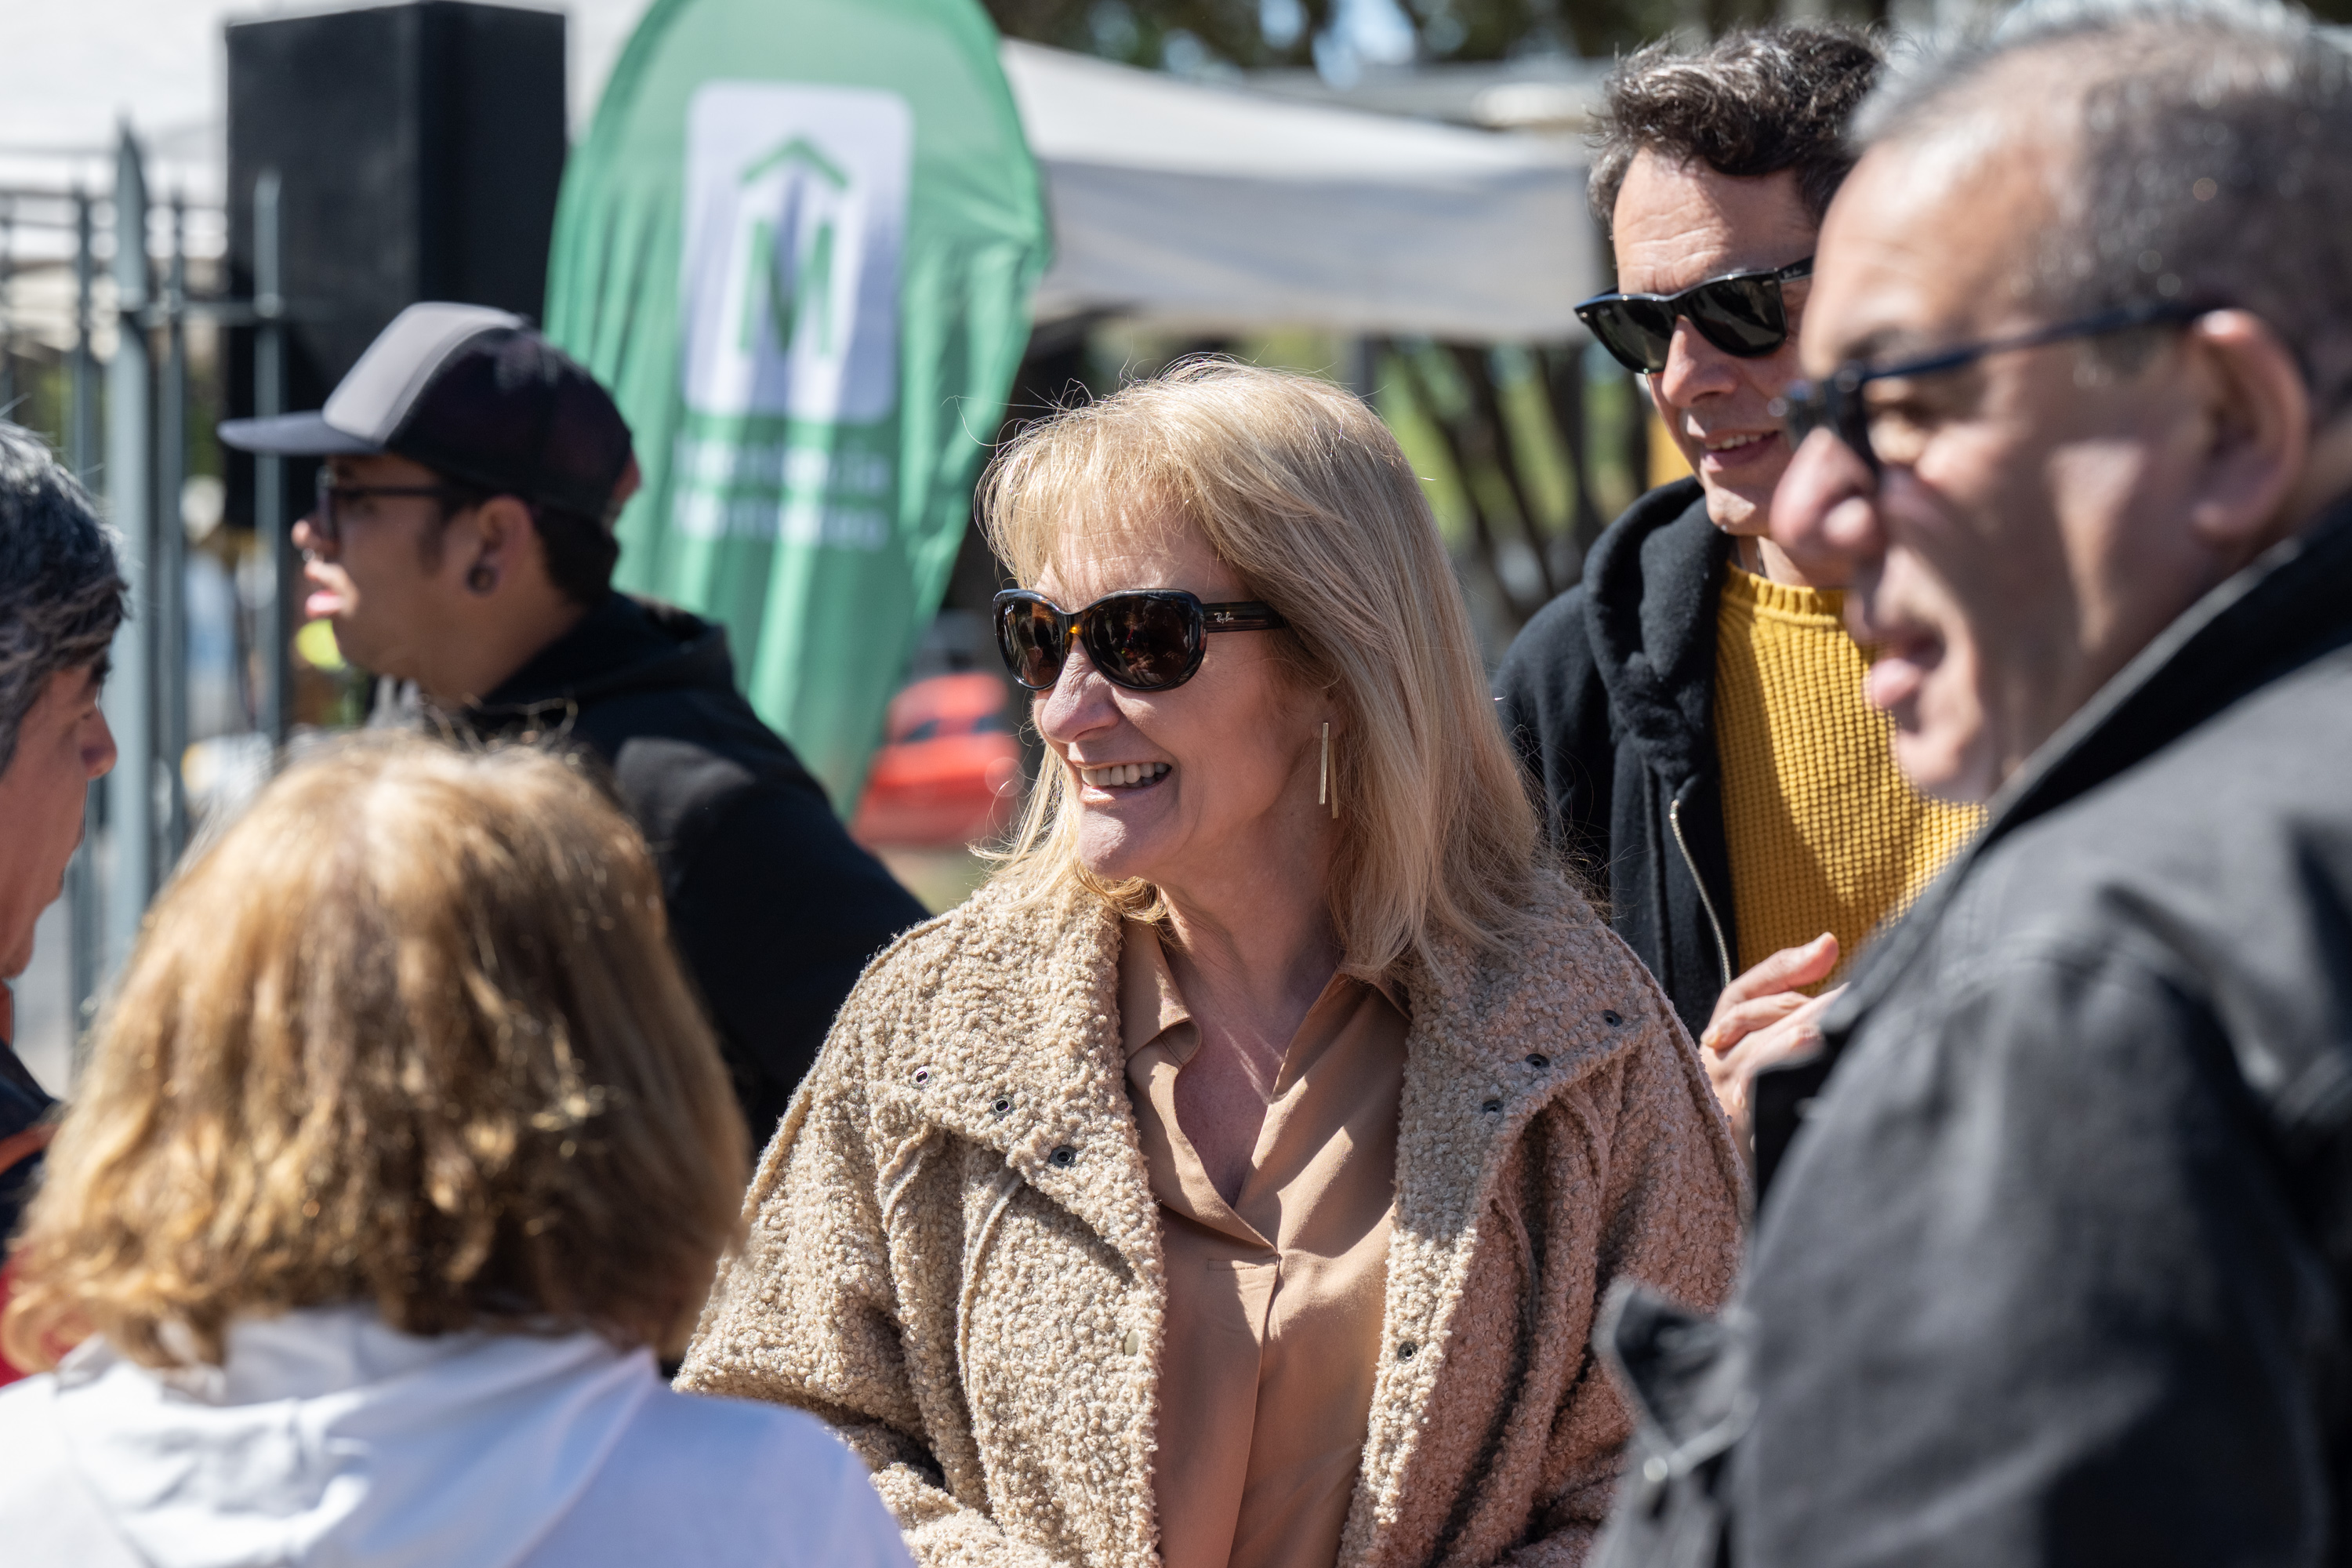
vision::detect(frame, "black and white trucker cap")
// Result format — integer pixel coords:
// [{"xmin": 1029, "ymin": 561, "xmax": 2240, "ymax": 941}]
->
[{"xmin": 216, "ymin": 303, "xmax": 636, "ymax": 525}]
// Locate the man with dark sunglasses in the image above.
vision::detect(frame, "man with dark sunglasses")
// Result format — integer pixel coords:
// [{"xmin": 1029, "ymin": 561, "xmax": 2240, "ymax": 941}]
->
[
  {"xmin": 1495, "ymin": 25, "xmax": 1977, "ymax": 1137},
  {"xmin": 1595, "ymin": 2, "xmax": 2352, "ymax": 1563},
  {"xmin": 219, "ymin": 305, "xmax": 924, "ymax": 1147}
]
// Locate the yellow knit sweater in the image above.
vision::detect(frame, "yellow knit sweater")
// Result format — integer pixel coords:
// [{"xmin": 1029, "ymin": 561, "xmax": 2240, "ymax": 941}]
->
[{"xmin": 1714, "ymin": 565, "xmax": 1984, "ymax": 983}]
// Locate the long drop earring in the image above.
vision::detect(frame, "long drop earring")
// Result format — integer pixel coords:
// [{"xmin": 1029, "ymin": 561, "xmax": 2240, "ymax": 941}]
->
[{"xmin": 1319, "ymin": 722, "xmax": 1337, "ymax": 819}]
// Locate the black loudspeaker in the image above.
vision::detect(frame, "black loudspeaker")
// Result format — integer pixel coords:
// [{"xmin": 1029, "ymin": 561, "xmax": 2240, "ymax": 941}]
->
[{"xmin": 223, "ymin": 1, "xmax": 567, "ymax": 522}]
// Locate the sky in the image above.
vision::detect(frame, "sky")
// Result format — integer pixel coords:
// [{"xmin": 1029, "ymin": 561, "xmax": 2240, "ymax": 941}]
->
[
  {"xmin": 0, "ymin": 0, "xmax": 655, "ymax": 212},
  {"xmin": 0, "ymin": 0, "xmax": 1430, "ymax": 233}
]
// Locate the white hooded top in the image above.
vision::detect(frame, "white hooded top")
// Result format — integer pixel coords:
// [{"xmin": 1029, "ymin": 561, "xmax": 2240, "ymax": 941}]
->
[{"xmin": 0, "ymin": 1304, "xmax": 913, "ymax": 1568}]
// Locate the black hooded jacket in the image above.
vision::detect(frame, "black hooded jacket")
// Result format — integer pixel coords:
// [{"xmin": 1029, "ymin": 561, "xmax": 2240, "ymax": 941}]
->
[
  {"xmin": 457, "ymin": 593, "xmax": 927, "ymax": 1147},
  {"xmin": 1494, "ymin": 479, "xmax": 1740, "ymax": 1040},
  {"xmin": 0, "ymin": 1036, "xmax": 53, "ymax": 1246},
  {"xmin": 1595, "ymin": 495, "xmax": 2352, "ymax": 1566}
]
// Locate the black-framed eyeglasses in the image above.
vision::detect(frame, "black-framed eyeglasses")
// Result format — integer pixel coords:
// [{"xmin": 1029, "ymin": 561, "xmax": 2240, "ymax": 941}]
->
[
  {"xmin": 309, "ymin": 470, "xmax": 482, "ymax": 545},
  {"xmin": 1773, "ymin": 299, "xmax": 2209, "ymax": 477},
  {"xmin": 993, "ymin": 589, "xmax": 1287, "ymax": 693},
  {"xmin": 1577, "ymin": 257, "xmax": 1815, "ymax": 375}
]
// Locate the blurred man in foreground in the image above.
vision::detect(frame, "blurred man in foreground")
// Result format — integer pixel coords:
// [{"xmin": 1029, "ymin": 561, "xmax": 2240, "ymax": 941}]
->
[
  {"xmin": 1598, "ymin": 1, "xmax": 2352, "ymax": 1562},
  {"xmin": 0, "ymin": 424, "xmax": 121, "ymax": 1258},
  {"xmin": 1494, "ymin": 27, "xmax": 1980, "ymax": 1140},
  {"xmin": 220, "ymin": 307, "xmax": 926, "ymax": 1148}
]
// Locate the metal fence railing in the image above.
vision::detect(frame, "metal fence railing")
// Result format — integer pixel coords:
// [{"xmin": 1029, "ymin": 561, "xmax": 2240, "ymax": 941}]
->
[{"xmin": 6, "ymin": 130, "xmax": 292, "ymax": 1075}]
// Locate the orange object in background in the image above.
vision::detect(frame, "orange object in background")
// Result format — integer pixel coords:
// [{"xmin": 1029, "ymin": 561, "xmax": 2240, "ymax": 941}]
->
[{"xmin": 851, "ymin": 673, "xmax": 1024, "ymax": 850}]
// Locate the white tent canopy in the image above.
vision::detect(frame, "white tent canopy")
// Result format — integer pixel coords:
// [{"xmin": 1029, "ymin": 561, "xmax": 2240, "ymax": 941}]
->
[{"xmin": 1001, "ymin": 42, "xmax": 1597, "ymax": 343}]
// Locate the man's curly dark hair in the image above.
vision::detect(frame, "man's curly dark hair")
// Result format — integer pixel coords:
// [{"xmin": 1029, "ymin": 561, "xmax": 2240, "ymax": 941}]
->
[{"xmin": 1588, "ymin": 24, "xmax": 1885, "ymax": 238}]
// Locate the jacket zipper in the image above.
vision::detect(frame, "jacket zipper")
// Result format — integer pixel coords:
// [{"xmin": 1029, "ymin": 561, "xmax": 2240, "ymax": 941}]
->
[{"xmin": 1669, "ymin": 794, "xmax": 1734, "ymax": 989}]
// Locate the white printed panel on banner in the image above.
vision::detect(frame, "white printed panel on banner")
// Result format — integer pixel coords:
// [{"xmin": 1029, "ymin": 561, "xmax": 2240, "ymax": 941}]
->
[{"xmin": 680, "ymin": 82, "xmax": 912, "ymax": 425}]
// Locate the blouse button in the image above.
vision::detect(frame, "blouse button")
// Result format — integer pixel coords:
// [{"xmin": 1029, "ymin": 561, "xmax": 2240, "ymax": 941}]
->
[
  {"xmin": 1048, "ymin": 1145, "xmax": 1077, "ymax": 1168},
  {"xmin": 1480, "ymin": 1098, "xmax": 1503, "ymax": 1115},
  {"xmin": 991, "ymin": 1095, "xmax": 1014, "ymax": 1116},
  {"xmin": 1525, "ymin": 1053, "xmax": 1551, "ymax": 1069},
  {"xmin": 1603, "ymin": 1010, "xmax": 1624, "ymax": 1027},
  {"xmin": 912, "ymin": 1066, "xmax": 931, "ymax": 1086},
  {"xmin": 1396, "ymin": 1341, "xmax": 1418, "ymax": 1360}
]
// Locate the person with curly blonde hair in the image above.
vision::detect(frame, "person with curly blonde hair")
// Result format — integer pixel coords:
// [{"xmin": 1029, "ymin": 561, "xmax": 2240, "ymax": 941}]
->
[
  {"xmin": 0, "ymin": 734, "xmax": 910, "ymax": 1568},
  {"xmin": 681, "ymin": 361, "xmax": 1743, "ymax": 1568}
]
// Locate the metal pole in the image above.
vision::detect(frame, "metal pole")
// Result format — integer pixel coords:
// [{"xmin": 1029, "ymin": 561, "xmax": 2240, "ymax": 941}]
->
[
  {"xmin": 70, "ymin": 191, "xmax": 97, "ymax": 482},
  {"xmin": 253, "ymin": 170, "xmax": 289, "ymax": 746},
  {"xmin": 104, "ymin": 124, "xmax": 156, "ymax": 978},
  {"xmin": 0, "ymin": 199, "xmax": 13, "ymax": 418},
  {"xmin": 67, "ymin": 189, "xmax": 101, "ymax": 1036},
  {"xmin": 158, "ymin": 194, "xmax": 189, "ymax": 866}
]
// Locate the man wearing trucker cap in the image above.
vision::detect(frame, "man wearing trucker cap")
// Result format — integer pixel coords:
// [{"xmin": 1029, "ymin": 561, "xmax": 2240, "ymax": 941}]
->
[{"xmin": 220, "ymin": 303, "xmax": 926, "ymax": 1146}]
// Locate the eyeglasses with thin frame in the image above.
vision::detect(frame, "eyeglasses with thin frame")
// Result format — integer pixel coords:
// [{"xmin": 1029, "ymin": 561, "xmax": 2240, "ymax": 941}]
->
[
  {"xmin": 993, "ymin": 588, "xmax": 1287, "ymax": 694},
  {"xmin": 309, "ymin": 470, "xmax": 482, "ymax": 546},
  {"xmin": 1773, "ymin": 299, "xmax": 2209, "ymax": 477},
  {"xmin": 1577, "ymin": 257, "xmax": 1816, "ymax": 375}
]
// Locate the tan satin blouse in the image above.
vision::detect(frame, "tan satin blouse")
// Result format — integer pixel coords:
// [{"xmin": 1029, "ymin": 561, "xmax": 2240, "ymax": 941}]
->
[{"xmin": 1119, "ymin": 920, "xmax": 1408, "ymax": 1568}]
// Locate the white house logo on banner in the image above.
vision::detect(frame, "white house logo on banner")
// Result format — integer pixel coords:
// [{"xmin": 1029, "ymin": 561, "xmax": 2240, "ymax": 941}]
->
[{"xmin": 674, "ymin": 82, "xmax": 912, "ymax": 543}]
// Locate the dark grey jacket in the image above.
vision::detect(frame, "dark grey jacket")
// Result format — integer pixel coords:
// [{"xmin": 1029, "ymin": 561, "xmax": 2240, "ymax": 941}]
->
[
  {"xmin": 1495, "ymin": 479, "xmax": 1740, "ymax": 1040},
  {"xmin": 459, "ymin": 593, "xmax": 927, "ymax": 1149},
  {"xmin": 1595, "ymin": 495, "xmax": 2352, "ymax": 1567}
]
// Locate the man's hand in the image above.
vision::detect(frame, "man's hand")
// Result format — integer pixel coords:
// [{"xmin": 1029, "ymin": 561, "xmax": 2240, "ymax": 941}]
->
[{"xmin": 1700, "ymin": 934, "xmax": 1843, "ymax": 1143}]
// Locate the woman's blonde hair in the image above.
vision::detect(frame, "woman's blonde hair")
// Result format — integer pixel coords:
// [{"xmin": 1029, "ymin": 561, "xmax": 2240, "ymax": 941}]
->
[
  {"xmin": 981, "ymin": 358, "xmax": 1543, "ymax": 977},
  {"xmin": 2, "ymin": 733, "xmax": 748, "ymax": 1371}
]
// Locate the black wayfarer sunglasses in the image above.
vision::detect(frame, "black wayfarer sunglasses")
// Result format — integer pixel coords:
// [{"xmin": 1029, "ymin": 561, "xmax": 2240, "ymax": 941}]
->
[
  {"xmin": 1773, "ymin": 299, "xmax": 2209, "ymax": 477},
  {"xmin": 1577, "ymin": 257, "xmax": 1815, "ymax": 375},
  {"xmin": 993, "ymin": 589, "xmax": 1287, "ymax": 693}
]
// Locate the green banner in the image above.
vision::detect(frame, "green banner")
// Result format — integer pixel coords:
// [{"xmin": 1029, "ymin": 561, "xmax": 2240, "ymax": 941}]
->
[{"xmin": 545, "ymin": 0, "xmax": 1047, "ymax": 810}]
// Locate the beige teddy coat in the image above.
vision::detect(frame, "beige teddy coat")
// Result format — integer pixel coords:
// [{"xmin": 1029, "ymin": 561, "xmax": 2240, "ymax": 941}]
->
[{"xmin": 678, "ymin": 870, "xmax": 1744, "ymax": 1568}]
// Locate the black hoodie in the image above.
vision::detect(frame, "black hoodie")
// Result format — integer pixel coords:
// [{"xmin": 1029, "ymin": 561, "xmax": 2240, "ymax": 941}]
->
[
  {"xmin": 1494, "ymin": 479, "xmax": 1739, "ymax": 1040},
  {"xmin": 458, "ymin": 593, "xmax": 927, "ymax": 1146}
]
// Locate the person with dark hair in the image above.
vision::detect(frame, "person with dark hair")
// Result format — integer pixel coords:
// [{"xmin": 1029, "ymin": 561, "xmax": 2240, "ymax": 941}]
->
[
  {"xmin": 218, "ymin": 306, "xmax": 926, "ymax": 1149},
  {"xmin": 0, "ymin": 422, "xmax": 122, "ymax": 1286},
  {"xmin": 1495, "ymin": 24, "xmax": 1981, "ymax": 1142},
  {"xmin": 1597, "ymin": 0, "xmax": 2352, "ymax": 1560}
]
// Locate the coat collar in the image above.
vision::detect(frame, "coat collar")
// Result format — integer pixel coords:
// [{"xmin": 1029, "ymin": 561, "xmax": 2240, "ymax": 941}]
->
[
  {"xmin": 1385, "ymin": 872, "xmax": 1651, "ymax": 1240},
  {"xmin": 882, "ymin": 872, "xmax": 1647, "ymax": 1280},
  {"xmin": 1581, "ymin": 478, "xmax": 1730, "ymax": 784},
  {"xmin": 882, "ymin": 882, "xmax": 1156, "ymax": 1276}
]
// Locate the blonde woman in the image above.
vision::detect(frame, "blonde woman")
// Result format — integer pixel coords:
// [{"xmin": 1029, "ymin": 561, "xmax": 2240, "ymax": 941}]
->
[
  {"xmin": 681, "ymin": 362, "xmax": 1744, "ymax": 1568},
  {"xmin": 0, "ymin": 736, "xmax": 910, "ymax": 1568}
]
